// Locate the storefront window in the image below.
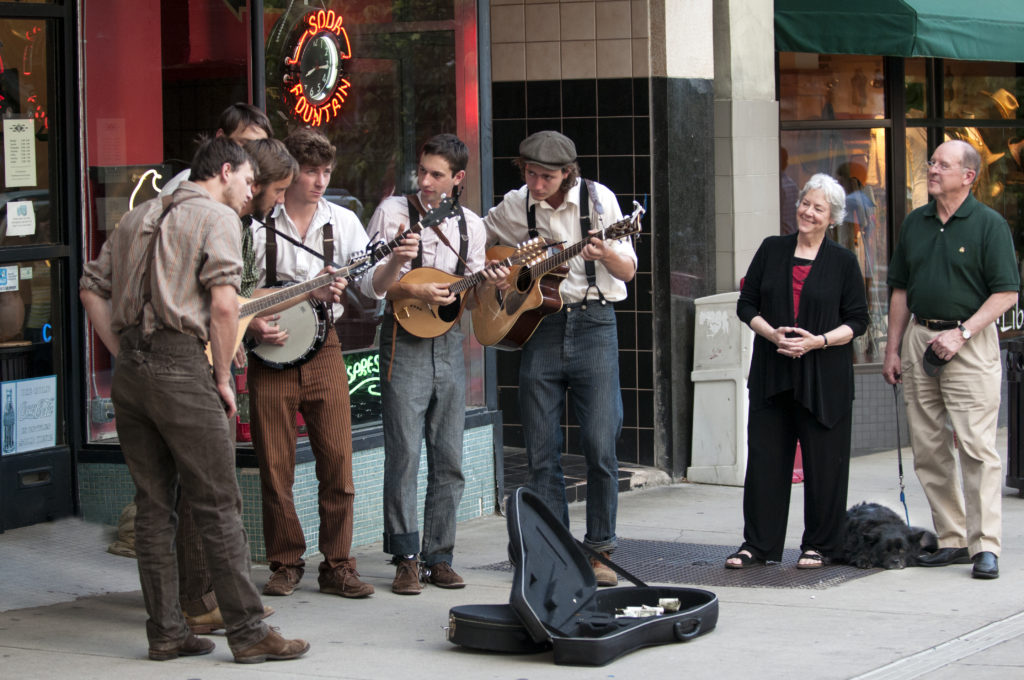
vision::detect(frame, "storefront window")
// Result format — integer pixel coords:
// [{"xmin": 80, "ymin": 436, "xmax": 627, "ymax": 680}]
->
[
  {"xmin": 779, "ymin": 53, "xmax": 890, "ymax": 364},
  {"xmin": 0, "ymin": 18, "xmax": 57, "ymax": 247},
  {"xmin": 779, "ymin": 53, "xmax": 885, "ymax": 122},
  {"xmin": 82, "ymin": 1, "xmax": 483, "ymax": 444},
  {"xmin": 780, "ymin": 128, "xmax": 889, "ymax": 364},
  {"xmin": 0, "ymin": 258, "xmax": 64, "ymax": 453},
  {"xmin": 81, "ymin": 1, "xmax": 254, "ymax": 443},
  {"xmin": 0, "ymin": 13, "xmax": 65, "ymax": 455}
]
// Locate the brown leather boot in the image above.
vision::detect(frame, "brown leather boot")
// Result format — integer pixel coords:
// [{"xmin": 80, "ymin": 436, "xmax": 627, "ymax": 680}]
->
[
  {"xmin": 148, "ymin": 633, "xmax": 215, "ymax": 661},
  {"xmin": 263, "ymin": 566, "xmax": 302, "ymax": 596},
  {"xmin": 318, "ymin": 564, "xmax": 375, "ymax": 598},
  {"xmin": 233, "ymin": 629, "xmax": 310, "ymax": 664},
  {"xmin": 425, "ymin": 561, "xmax": 465, "ymax": 589},
  {"xmin": 391, "ymin": 557, "xmax": 422, "ymax": 595}
]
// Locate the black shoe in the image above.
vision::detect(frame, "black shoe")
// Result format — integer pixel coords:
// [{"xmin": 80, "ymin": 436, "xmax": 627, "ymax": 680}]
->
[
  {"xmin": 972, "ymin": 551, "xmax": 999, "ymax": 579},
  {"xmin": 916, "ymin": 547, "xmax": 969, "ymax": 567}
]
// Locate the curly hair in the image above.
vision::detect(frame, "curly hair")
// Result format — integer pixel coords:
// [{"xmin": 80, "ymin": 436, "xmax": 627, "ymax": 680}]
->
[{"xmin": 283, "ymin": 127, "xmax": 336, "ymax": 169}]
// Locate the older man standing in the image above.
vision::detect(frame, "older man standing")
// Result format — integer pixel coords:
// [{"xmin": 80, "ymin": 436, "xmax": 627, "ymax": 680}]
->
[{"xmin": 883, "ymin": 139, "xmax": 1019, "ymax": 580}]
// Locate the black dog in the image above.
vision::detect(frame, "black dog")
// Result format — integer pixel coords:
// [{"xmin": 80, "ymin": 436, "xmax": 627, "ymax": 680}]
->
[{"xmin": 842, "ymin": 502, "xmax": 938, "ymax": 569}]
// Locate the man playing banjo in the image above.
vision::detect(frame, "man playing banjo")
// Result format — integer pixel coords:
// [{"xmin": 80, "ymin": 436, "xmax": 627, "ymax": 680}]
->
[{"xmin": 247, "ymin": 127, "xmax": 418, "ymax": 599}]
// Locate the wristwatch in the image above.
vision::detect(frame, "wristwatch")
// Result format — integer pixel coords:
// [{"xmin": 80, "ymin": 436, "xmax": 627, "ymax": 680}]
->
[{"xmin": 958, "ymin": 323, "xmax": 972, "ymax": 340}]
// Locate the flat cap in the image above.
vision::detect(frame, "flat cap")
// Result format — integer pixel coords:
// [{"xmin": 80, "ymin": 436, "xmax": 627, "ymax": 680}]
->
[{"xmin": 519, "ymin": 131, "xmax": 577, "ymax": 170}]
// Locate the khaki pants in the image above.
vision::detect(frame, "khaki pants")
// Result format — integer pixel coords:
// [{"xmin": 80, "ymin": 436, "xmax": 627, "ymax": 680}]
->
[{"xmin": 900, "ymin": 321, "xmax": 1003, "ymax": 556}]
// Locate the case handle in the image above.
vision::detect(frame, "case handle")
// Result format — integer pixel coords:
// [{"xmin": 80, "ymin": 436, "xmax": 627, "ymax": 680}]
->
[{"xmin": 673, "ymin": 618, "xmax": 702, "ymax": 641}]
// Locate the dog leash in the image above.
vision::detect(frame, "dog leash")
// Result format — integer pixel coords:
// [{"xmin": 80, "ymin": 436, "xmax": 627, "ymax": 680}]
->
[{"xmin": 892, "ymin": 383, "xmax": 911, "ymax": 524}]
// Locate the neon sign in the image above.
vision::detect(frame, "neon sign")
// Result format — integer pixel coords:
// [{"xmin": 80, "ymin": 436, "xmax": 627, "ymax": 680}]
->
[
  {"xmin": 283, "ymin": 10, "xmax": 352, "ymax": 127},
  {"xmin": 345, "ymin": 352, "xmax": 380, "ymax": 398}
]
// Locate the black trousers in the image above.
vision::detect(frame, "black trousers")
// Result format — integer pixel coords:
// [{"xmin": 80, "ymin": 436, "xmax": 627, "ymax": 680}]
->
[{"xmin": 740, "ymin": 390, "xmax": 852, "ymax": 562}]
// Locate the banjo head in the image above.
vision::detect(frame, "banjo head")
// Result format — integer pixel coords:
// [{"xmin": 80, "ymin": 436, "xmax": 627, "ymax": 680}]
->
[{"xmin": 251, "ymin": 298, "xmax": 329, "ymax": 369}]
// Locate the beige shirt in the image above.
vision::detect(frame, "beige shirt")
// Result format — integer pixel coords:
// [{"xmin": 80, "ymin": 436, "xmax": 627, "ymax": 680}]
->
[
  {"xmin": 79, "ymin": 182, "xmax": 242, "ymax": 341},
  {"xmin": 483, "ymin": 179, "xmax": 637, "ymax": 303},
  {"xmin": 365, "ymin": 193, "xmax": 486, "ymax": 278}
]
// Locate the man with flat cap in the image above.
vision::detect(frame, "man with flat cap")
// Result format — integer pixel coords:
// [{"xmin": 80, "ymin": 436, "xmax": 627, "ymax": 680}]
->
[{"xmin": 482, "ymin": 131, "xmax": 637, "ymax": 587}]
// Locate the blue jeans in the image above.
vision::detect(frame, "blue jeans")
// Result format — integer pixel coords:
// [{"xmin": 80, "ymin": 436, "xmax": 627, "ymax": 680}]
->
[
  {"xmin": 519, "ymin": 303, "xmax": 621, "ymax": 552},
  {"xmin": 380, "ymin": 316, "xmax": 466, "ymax": 566}
]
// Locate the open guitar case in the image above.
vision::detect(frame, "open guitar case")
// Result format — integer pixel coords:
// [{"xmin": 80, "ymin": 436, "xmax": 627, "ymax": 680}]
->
[{"xmin": 448, "ymin": 487, "xmax": 718, "ymax": 666}]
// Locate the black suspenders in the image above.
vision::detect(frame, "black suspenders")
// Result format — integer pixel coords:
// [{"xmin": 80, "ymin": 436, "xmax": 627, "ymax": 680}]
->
[
  {"xmin": 264, "ymin": 212, "xmax": 334, "ymax": 286},
  {"xmin": 525, "ymin": 180, "xmax": 606, "ymax": 304},
  {"xmin": 406, "ymin": 195, "xmax": 468, "ymax": 276}
]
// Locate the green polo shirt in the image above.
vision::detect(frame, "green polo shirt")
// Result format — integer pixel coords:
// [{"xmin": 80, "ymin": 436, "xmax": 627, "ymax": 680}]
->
[{"xmin": 888, "ymin": 193, "xmax": 1019, "ymax": 321}]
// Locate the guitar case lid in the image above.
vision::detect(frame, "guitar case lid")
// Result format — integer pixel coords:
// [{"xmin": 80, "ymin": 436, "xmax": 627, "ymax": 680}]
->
[{"xmin": 506, "ymin": 487, "xmax": 718, "ymax": 666}]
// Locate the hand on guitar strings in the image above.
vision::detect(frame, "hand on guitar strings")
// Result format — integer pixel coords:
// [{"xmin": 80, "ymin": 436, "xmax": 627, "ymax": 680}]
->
[
  {"xmin": 311, "ymin": 265, "xmax": 348, "ymax": 304},
  {"xmin": 480, "ymin": 261, "xmax": 511, "ymax": 292},
  {"xmin": 248, "ymin": 315, "xmax": 289, "ymax": 347},
  {"xmin": 408, "ymin": 281, "xmax": 457, "ymax": 306},
  {"xmin": 582, "ymin": 230, "xmax": 613, "ymax": 262}
]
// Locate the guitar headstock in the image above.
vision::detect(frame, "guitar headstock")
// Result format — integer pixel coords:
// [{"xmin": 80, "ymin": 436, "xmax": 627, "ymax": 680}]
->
[
  {"xmin": 510, "ymin": 237, "xmax": 548, "ymax": 265},
  {"xmin": 343, "ymin": 252, "xmax": 373, "ymax": 281},
  {"xmin": 603, "ymin": 201, "xmax": 645, "ymax": 241},
  {"xmin": 415, "ymin": 186, "xmax": 462, "ymax": 232}
]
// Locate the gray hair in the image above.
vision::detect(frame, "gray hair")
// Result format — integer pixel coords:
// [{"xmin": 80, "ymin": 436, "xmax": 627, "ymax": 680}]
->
[{"xmin": 797, "ymin": 173, "xmax": 847, "ymax": 225}]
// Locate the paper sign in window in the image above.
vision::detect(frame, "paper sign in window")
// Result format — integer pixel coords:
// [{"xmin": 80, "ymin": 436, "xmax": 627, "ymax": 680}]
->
[
  {"xmin": 3, "ymin": 118, "xmax": 37, "ymax": 188},
  {"xmin": 5, "ymin": 200, "xmax": 36, "ymax": 237}
]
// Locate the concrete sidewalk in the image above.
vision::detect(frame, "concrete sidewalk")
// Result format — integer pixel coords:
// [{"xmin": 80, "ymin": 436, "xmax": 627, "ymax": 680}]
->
[{"xmin": 1, "ymin": 439, "xmax": 1022, "ymax": 680}]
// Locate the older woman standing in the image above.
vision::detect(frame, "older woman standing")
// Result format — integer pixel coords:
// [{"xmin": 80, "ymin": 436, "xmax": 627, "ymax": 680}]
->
[{"xmin": 726, "ymin": 173, "xmax": 869, "ymax": 569}]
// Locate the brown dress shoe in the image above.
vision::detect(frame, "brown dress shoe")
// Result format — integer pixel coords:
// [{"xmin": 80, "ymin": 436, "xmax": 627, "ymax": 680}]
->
[
  {"xmin": 233, "ymin": 629, "xmax": 310, "ymax": 664},
  {"xmin": 263, "ymin": 567, "xmax": 302, "ymax": 596},
  {"xmin": 391, "ymin": 558, "xmax": 423, "ymax": 595},
  {"xmin": 319, "ymin": 564, "xmax": 375, "ymax": 598},
  {"xmin": 591, "ymin": 553, "xmax": 618, "ymax": 587},
  {"xmin": 149, "ymin": 633, "xmax": 215, "ymax": 661},
  {"xmin": 425, "ymin": 561, "xmax": 465, "ymax": 589},
  {"xmin": 185, "ymin": 605, "xmax": 275, "ymax": 634}
]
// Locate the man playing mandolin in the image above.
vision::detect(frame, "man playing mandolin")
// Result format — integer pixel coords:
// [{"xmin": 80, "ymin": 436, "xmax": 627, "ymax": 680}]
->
[
  {"xmin": 481, "ymin": 130, "xmax": 637, "ymax": 587},
  {"xmin": 247, "ymin": 127, "xmax": 418, "ymax": 599},
  {"xmin": 366, "ymin": 133, "xmax": 487, "ymax": 594}
]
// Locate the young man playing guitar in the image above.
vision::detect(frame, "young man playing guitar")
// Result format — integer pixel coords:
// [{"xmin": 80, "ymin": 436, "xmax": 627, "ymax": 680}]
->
[
  {"xmin": 481, "ymin": 131, "xmax": 637, "ymax": 587},
  {"xmin": 366, "ymin": 134, "xmax": 487, "ymax": 594},
  {"xmin": 248, "ymin": 127, "xmax": 418, "ymax": 599}
]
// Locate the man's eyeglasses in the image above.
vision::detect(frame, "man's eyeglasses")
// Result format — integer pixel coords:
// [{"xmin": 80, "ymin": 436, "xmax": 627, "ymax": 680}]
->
[{"xmin": 926, "ymin": 159, "xmax": 962, "ymax": 173}]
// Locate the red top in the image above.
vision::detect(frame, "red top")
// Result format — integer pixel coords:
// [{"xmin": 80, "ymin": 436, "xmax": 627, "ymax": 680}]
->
[{"xmin": 792, "ymin": 260, "xmax": 812, "ymax": 322}]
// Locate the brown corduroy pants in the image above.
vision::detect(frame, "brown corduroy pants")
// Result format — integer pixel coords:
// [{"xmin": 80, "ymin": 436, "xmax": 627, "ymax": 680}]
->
[{"xmin": 248, "ymin": 328, "xmax": 357, "ymax": 573}]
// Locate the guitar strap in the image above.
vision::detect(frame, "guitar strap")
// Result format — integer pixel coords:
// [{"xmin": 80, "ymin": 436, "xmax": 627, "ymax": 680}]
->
[
  {"xmin": 264, "ymin": 213, "xmax": 335, "ymax": 287},
  {"xmin": 407, "ymin": 194, "xmax": 468, "ymax": 276},
  {"xmin": 525, "ymin": 180, "xmax": 606, "ymax": 306}
]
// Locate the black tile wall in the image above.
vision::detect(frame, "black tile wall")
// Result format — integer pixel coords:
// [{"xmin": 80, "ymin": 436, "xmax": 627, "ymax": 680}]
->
[{"xmin": 490, "ymin": 77, "xmax": 653, "ymax": 465}]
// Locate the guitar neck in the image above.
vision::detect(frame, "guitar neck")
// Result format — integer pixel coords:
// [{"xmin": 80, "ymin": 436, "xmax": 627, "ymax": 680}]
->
[
  {"xmin": 240, "ymin": 270, "xmax": 341, "ymax": 317},
  {"xmin": 447, "ymin": 251, "xmax": 528, "ymax": 296},
  {"xmin": 531, "ymin": 217, "xmax": 632, "ymax": 277}
]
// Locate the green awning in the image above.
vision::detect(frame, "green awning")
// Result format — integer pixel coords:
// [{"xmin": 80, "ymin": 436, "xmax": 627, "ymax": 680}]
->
[{"xmin": 776, "ymin": 0, "xmax": 1024, "ymax": 63}]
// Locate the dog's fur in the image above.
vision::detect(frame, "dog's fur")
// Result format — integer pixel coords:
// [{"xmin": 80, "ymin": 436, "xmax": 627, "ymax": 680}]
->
[{"xmin": 842, "ymin": 502, "xmax": 938, "ymax": 569}]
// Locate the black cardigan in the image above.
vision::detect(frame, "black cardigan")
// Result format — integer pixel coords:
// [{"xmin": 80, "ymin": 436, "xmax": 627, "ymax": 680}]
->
[{"xmin": 737, "ymin": 234, "xmax": 869, "ymax": 428}]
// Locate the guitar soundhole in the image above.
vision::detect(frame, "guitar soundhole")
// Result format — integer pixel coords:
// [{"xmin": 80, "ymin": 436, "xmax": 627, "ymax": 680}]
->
[
  {"xmin": 438, "ymin": 298, "xmax": 461, "ymax": 323},
  {"xmin": 515, "ymin": 268, "xmax": 532, "ymax": 293}
]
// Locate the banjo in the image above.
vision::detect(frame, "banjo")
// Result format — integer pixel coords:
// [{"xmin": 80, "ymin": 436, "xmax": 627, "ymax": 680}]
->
[{"xmin": 247, "ymin": 193, "xmax": 461, "ymax": 368}]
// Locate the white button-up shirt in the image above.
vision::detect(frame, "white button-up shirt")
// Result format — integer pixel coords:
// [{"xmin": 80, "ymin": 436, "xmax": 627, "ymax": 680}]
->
[
  {"xmin": 483, "ymin": 179, "xmax": 636, "ymax": 303},
  {"xmin": 365, "ymin": 192, "xmax": 486, "ymax": 279},
  {"xmin": 250, "ymin": 199, "xmax": 383, "ymax": 319}
]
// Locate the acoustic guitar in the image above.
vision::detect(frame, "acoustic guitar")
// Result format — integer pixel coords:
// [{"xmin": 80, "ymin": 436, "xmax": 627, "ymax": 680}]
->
[
  {"xmin": 471, "ymin": 201, "xmax": 645, "ymax": 349},
  {"xmin": 390, "ymin": 237, "xmax": 547, "ymax": 338},
  {"xmin": 206, "ymin": 193, "xmax": 461, "ymax": 366}
]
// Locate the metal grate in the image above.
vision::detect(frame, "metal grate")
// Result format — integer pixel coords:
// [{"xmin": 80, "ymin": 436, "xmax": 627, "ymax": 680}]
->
[{"xmin": 474, "ymin": 538, "xmax": 882, "ymax": 590}]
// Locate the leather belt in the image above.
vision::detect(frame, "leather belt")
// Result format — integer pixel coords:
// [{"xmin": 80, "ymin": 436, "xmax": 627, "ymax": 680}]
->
[{"xmin": 915, "ymin": 317, "xmax": 960, "ymax": 331}]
